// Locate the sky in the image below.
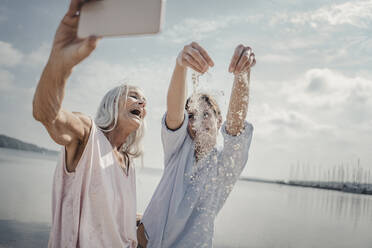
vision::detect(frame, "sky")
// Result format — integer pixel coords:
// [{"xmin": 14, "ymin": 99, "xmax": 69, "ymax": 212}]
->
[{"xmin": 0, "ymin": 0, "xmax": 371, "ymax": 180}]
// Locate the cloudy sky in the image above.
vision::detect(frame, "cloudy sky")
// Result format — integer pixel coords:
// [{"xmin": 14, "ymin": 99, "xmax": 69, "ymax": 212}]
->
[{"xmin": 0, "ymin": 0, "xmax": 371, "ymax": 179}]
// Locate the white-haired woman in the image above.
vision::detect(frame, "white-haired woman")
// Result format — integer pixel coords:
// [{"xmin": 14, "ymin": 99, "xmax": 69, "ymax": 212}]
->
[{"xmin": 33, "ymin": 0, "xmax": 146, "ymax": 247}]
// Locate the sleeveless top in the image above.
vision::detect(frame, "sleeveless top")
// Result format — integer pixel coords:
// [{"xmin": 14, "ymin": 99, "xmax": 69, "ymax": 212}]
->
[{"xmin": 48, "ymin": 121, "xmax": 137, "ymax": 248}]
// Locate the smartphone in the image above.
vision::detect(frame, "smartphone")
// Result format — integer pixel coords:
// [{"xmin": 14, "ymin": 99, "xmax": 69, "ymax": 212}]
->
[{"xmin": 77, "ymin": 0, "xmax": 166, "ymax": 38}]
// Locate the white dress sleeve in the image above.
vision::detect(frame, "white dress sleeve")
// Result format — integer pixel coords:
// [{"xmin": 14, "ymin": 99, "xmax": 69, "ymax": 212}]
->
[
  {"xmin": 161, "ymin": 110, "xmax": 189, "ymax": 167},
  {"xmin": 216, "ymin": 121, "xmax": 254, "ymax": 207}
]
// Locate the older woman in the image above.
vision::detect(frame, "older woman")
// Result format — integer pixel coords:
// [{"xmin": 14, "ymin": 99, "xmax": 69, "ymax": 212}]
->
[{"xmin": 32, "ymin": 0, "xmax": 146, "ymax": 247}]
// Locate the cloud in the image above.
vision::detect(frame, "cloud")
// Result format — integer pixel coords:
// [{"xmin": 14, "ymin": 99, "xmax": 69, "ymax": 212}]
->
[
  {"xmin": 26, "ymin": 43, "xmax": 51, "ymax": 67},
  {"xmin": 286, "ymin": 68, "xmax": 372, "ymax": 112},
  {"xmin": 268, "ymin": 111, "xmax": 321, "ymax": 131},
  {"xmin": 246, "ymin": 68, "xmax": 372, "ymax": 179},
  {"xmin": 250, "ymin": 68, "xmax": 372, "ymax": 140},
  {"xmin": 272, "ymin": 37, "xmax": 323, "ymax": 51},
  {"xmin": 278, "ymin": 0, "xmax": 372, "ymax": 29},
  {"xmin": 0, "ymin": 41, "xmax": 52, "ymax": 69},
  {"xmin": 0, "ymin": 41, "xmax": 23, "ymax": 67},
  {"xmin": 158, "ymin": 15, "xmax": 263, "ymax": 44},
  {"xmin": 159, "ymin": 18, "xmax": 231, "ymax": 44},
  {"xmin": 251, "ymin": 102, "xmax": 333, "ymax": 140},
  {"xmin": 0, "ymin": 69, "xmax": 14, "ymax": 90},
  {"xmin": 260, "ymin": 54, "xmax": 297, "ymax": 63}
]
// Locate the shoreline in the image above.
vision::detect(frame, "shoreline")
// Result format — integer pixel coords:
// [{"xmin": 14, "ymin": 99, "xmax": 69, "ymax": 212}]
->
[
  {"xmin": 2, "ymin": 146, "xmax": 371, "ymax": 196},
  {"xmin": 240, "ymin": 177, "xmax": 372, "ymax": 195}
]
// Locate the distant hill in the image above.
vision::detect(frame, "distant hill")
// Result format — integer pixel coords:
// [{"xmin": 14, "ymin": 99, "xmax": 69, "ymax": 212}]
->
[{"xmin": 0, "ymin": 134, "xmax": 58, "ymax": 156}]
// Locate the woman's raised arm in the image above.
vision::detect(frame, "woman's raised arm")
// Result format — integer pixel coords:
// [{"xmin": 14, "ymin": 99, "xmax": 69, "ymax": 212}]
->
[
  {"xmin": 165, "ymin": 42, "xmax": 214, "ymax": 130},
  {"xmin": 32, "ymin": 0, "xmax": 100, "ymax": 171},
  {"xmin": 226, "ymin": 44, "xmax": 256, "ymax": 136},
  {"xmin": 33, "ymin": 0, "xmax": 99, "ymax": 145}
]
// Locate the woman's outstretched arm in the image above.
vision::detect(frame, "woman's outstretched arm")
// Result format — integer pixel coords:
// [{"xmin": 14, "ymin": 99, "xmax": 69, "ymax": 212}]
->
[
  {"xmin": 33, "ymin": 0, "xmax": 99, "ymax": 171},
  {"xmin": 226, "ymin": 44, "xmax": 256, "ymax": 136},
  {"xmin": 165, "ymin": 42, "xmax": 214, "ymax": 130}
]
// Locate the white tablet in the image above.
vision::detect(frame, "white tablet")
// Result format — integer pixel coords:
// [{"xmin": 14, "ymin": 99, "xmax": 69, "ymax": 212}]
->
[{"xmin": 78, "ymin": 0, "xmax": 166, "ymax": 38}]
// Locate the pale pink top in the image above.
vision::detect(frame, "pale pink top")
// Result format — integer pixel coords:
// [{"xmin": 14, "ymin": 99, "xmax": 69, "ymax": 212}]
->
[{"xmin": 48, "ymin": 121, "xmax": 137, "ymax": 248}]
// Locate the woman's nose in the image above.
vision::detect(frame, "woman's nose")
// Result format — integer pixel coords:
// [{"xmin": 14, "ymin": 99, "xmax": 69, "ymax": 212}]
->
[{"xmin": 139, "ymin": 98, "xmax": 146, "ymax": 107}]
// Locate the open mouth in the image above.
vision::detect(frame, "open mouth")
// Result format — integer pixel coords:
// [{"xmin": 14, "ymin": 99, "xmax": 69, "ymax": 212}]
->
[{"xmin": 130, "ymin": 109, "xmax": 141, "ymax": 118}]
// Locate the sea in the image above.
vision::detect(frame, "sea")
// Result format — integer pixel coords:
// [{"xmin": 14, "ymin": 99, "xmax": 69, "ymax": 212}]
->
[{"xmin": 0, "ymin": 147, "xmax": 371, "ymax": 248}]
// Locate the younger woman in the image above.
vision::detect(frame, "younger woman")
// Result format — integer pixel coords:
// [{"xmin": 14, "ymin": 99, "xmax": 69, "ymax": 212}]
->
[{"xmin": 138, "ymin": 42, "xmax": 256, "ymax": 248}]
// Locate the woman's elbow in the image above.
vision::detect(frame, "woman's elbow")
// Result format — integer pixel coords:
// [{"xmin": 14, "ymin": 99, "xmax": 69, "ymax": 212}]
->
[{"xmin": 32, "ymin": 99, "xmax": 55, "ymax": 124}]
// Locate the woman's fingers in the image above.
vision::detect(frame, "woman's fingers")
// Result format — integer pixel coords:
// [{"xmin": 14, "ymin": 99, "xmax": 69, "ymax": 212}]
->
[
  {"xmin": 239, "ymin": 52, "xmax": 256, "ymax": 73},
  {"xmin": 179, "ymin": 42, "xmax": 213, "ymax": 73},
  {"xmin": 183, "ymin": 53, "xmax": 203, "ymax": 73},
  {"xmin": 235, "ymin": 49, "xmax": 249, "ymax": 73},
  {"xmin": 62, "ymin": 0, "xmax": 84, "ymax": 28},
  {"xmin": 251, "ymin": 57, "xmax": 256, "ymax": 68},
  {"xmin": 231, "ymin": 45, "xmax": 256, "ymax": 74},
  {"xmin": 185, "ymin": 47, "xmax": 208, "ymax": 72},
  {"xmin": 241, "ymin": 52, "xmax": 256, "ymax": 72},
  {"xmin": 66, "ymin": 0, "xmax": 82, "ymax": 17},
  {"xmin": 246, "ymin": 53, "xmax": 256, "ymax": 70},
  {"xmin": 191, "ymin": 42, "xmax": 214, "ymax": 67},
  {"xmin": 228, "ymin": 44, "xmax": 245, "ymax": 73}
]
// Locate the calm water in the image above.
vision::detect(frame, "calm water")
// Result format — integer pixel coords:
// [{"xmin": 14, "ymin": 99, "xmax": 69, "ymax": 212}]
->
[{"xmin": 1, "ymin": 147, "xmax": 372, "ymax": 248}]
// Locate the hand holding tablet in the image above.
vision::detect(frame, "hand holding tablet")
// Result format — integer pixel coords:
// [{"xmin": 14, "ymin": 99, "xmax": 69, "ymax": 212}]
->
[{"xmin": 78, "ymin": 0, "xmax": 165, "ymax": 38}]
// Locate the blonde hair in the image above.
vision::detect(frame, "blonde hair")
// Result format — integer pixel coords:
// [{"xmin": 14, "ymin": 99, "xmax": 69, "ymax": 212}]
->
[
  {"xmin": 94, "ymin": 84, "xmax": 146, "ymax": 166},
  {"xmin": 185, "ymin": 93, "xmax": 222, "ymax": 120}
]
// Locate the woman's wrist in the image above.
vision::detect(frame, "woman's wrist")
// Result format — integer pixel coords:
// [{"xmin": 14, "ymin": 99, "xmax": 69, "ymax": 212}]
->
[
  {"xmin": 45, "ymin": 57, "xmax": 73, "ymax": 81},
  {"xmin": 174, "ymin": 60, "xmax": 187, "ymax": 73}
]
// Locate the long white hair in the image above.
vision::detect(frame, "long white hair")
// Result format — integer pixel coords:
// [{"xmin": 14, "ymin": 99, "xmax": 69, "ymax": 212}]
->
[{"xmin": 94, "ymin": 84, "xmax": 146, "ymax": 165}]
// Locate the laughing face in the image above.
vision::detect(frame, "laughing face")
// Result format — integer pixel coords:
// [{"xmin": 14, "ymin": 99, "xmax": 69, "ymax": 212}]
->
[{"xmin": 117, "ymin": 86, "xmax": 147, "ymax": 133}]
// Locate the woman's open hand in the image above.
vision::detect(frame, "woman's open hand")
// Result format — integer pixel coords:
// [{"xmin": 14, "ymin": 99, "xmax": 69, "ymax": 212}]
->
[
  {"xmin": 228, "ymin": 44, "xmax": 256, "ymax": 74},
  {"xmin": 176, "ymin": 42, "xmax": 214, "ymax": 73}
]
